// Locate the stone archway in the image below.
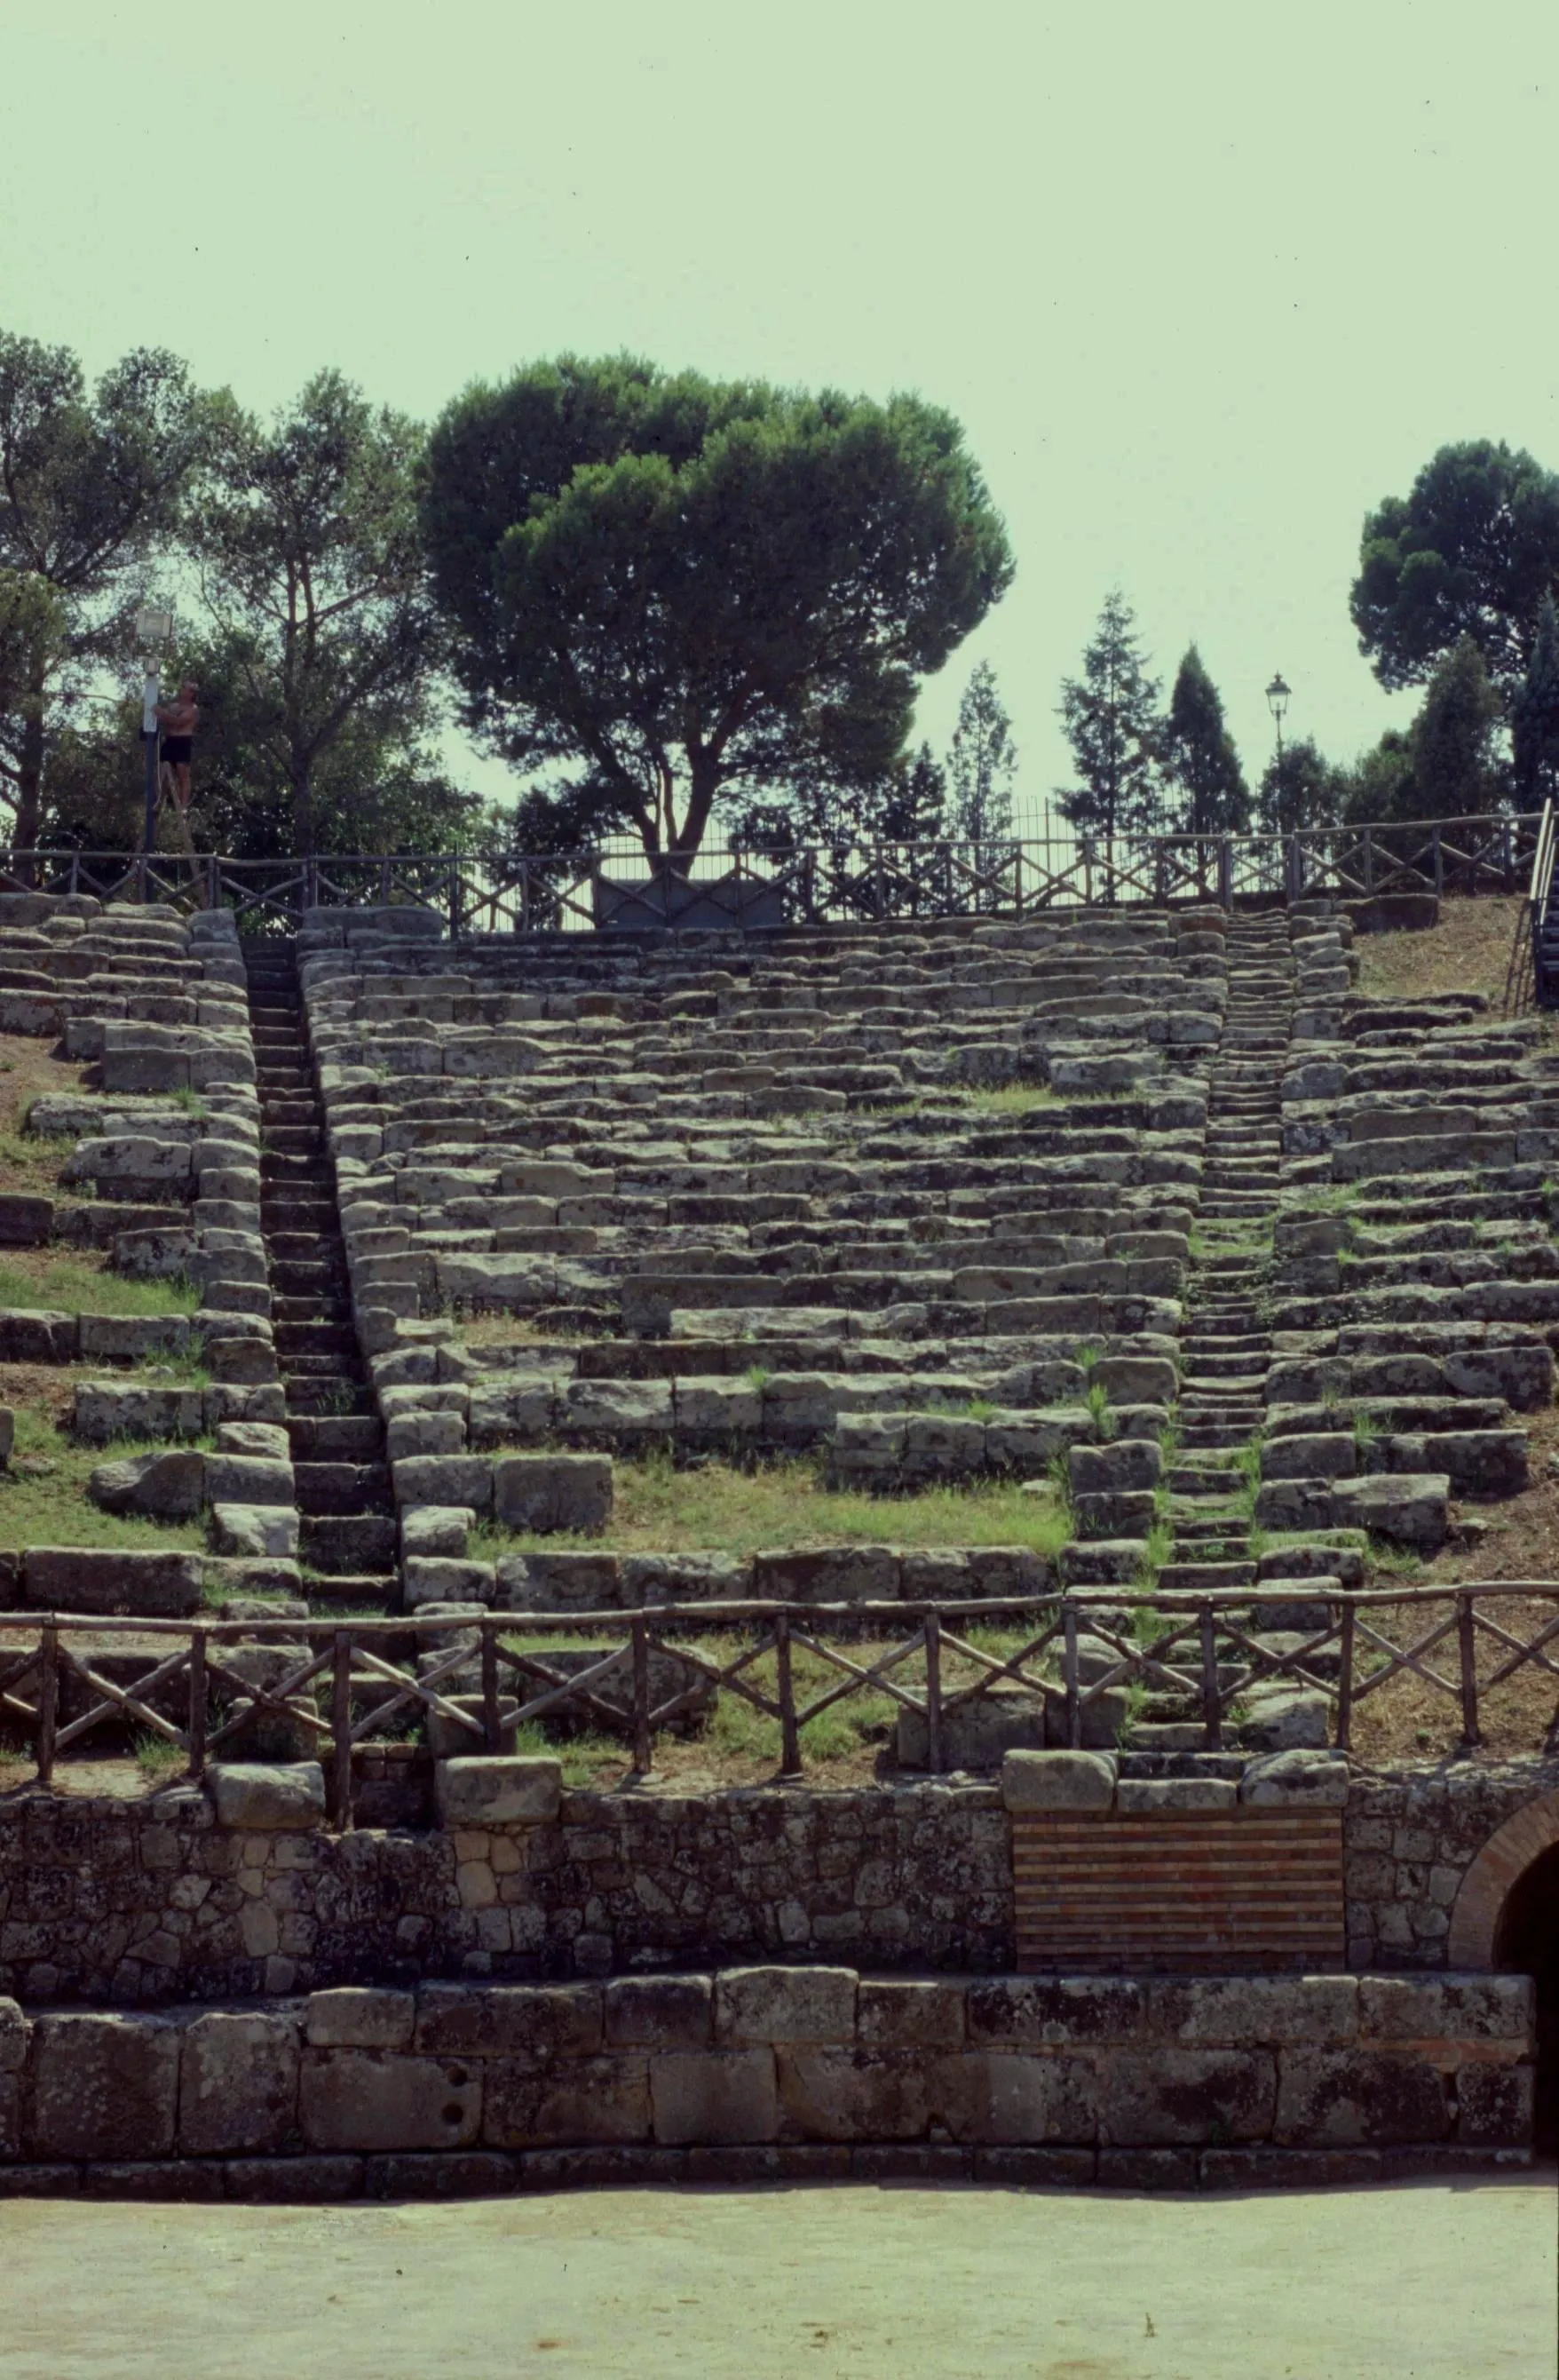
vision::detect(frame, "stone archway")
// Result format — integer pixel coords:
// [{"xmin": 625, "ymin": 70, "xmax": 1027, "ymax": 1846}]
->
[
  {"xmin": 1450, "ymin": 1789, "xmax": 1559, "ymax": 2150},
  {"xmin": 1448, "ymin": 1792, "xmax": 1559, "ymax": 1968}
]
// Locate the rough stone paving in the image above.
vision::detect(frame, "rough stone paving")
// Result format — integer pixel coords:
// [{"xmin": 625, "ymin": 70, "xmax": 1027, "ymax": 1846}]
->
[{"xmin": 0, "ymin": 884, "xmax": 1556, "ymax": 2187}]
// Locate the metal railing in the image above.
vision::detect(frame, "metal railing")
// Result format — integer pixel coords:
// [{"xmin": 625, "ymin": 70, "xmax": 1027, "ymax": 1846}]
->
[
  {"xmin": 2, "ymin": 1583, "xmax": 1556, "ymax": 1825},
  {"xmin": 1524, "ymin": 797, "xmax": 1556, "ymax": 1009},
  {"xmin": 0, "ymin": 813, "xmax": 1540, "ymax": 933}
]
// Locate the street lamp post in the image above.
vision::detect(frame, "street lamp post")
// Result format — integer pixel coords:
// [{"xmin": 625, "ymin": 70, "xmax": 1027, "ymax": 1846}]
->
[
  {"xmin": 1265, "ymin": 670, "xmax": 1291, "ymax": 798},
  {"xmin": 135, "ymin": 604, "xmax": 175, "ymax": 859}
]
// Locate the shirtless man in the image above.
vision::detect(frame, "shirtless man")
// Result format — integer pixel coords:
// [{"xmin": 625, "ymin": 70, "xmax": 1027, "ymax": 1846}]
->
[{"xmin": 155, "ymin": 681, "xmax": 198, "ymax": 816}]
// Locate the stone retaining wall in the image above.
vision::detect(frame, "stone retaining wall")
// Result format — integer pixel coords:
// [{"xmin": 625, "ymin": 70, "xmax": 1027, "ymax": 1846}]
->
[
  {"xmin": 6, "ymin": 1760, "xmax": 1559, "ymax": 2006},
  {"xmin": 0, "ymin": 1965, "xmax": 1531, "ymax": 2197}
]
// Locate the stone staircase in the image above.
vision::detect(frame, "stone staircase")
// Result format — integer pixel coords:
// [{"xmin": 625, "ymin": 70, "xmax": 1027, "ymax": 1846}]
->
[
  {"xmin": 242, "ymin": 941, "xmax": 397, "ymax": 1609},
  {"xmin": 1128, "ymin": 911, "xmax": 1320, "ymax": 1752}
]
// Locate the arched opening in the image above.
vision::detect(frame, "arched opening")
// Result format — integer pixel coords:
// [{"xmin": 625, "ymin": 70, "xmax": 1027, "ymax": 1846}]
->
[{"xmin": 1494, "ymin": 1840, "xmax": 1559, "ymax": 2152}]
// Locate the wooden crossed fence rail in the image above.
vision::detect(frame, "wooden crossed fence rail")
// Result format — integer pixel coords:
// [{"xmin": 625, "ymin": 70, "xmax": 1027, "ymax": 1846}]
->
[
  {"xmin": 1, "ymin": 813, "xmax": 1540, "ymax": 932},
  {"xmin": 1, "ymin": 1585, "xmax": 1556, "ymax": 1826}
]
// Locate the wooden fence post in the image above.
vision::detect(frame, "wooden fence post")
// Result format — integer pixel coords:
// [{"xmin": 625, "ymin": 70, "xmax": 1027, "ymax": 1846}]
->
[
  {"xmin": 1336, "ymin": 1600, "xmax": 1355, "ymax": 1751},
  {"xmin": 331, "ymin": 1631, "xmax": 353, "ymax": 1830},
  {"xmin": 1432, "ymin": 824, "xmax": 1444, "ymax": 897},
  {"xmin": 481, "ymin": 1617, "xmax": 502, "ymax": 1754},
  {"xmin": 630, "ymin": 1613, "xmax": 653, "ymax": 1777},
  {"xmin": 1200, "ymin": 1604, "xmax": 1222, "ymax": 1749},
  {"xmin": 1063, "ymin": 1600, "xmax": 1080, "ymax": 1749},
  {"xmin": 188, "ymin": 1627, "xmax": 207, "ymax": 1779},
  {"xmin": 923, "ymin": 1611, "xmax": 943, "ymax": 1774},
  {"xmin": 37, "ymin": 1623, "xmax": 57, "ymax": 1785},
  {"xmin": 1457, "ymin": 1593, "xmax": 1481, "ymax": 1749},
  {"xmin": 774, "ymin": 1611, "xmax": 802, "ymax": 1779}
]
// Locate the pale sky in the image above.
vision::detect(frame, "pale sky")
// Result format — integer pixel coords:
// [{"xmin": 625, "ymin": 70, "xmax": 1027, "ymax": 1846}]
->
[{"xmin": 3, "ymin": 0, "xmax": 1555, "ymax": 830}]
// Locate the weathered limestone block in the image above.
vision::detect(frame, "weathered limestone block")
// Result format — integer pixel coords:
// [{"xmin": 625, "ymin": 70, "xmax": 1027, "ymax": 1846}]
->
[
  {"xmin": 0, "ymin": 1308, "xmax": 76, "ymax": 1363},
  {"xmin": 1101, "ymin": 2050, "xmax": 1276, "ymax": 2146},
  {"xmin": 212, "ymin": 1504, "xmax": 300, "ymax": 1559},
  {"xmin": 1272, "ymin": 2051, "xmax": 1450, "ymax": 2146},
  {"xmin": 715, "ymin": 1967, "xmax": 857, "ymax": 2046},
  {"xmin": 484, "ymin": 2056, "xmax": 651, "ymax": 2148},
  {"xmin": 415, "ymin": 1985, "xmax": 601, "ymax": 2060},
  {"xmin": 74, "ymin": 1381, "xmax": 205, "ymax": 1443},
  {"xmin": 179, "ymin": 2011, "xmax": 300, "ymax": 2156},
  {"xmin": 1147, "ymin": 1978, "xmax": 1358, "ymax": 2046},
  {"xmin": 204, "ymin": 1453, "xmax": 295, "ymax": 1506},
  {"xmin": 391, "ymin": 1455, "xmax": 494, "ymax": 1512},
  {"xmin": 941, "ymin": 2051, "xmax": 1100, "ymax": 2144},
  {"xmin": 1331, "ymin": 1472, "xmax": 1450, "ymax": 1550},
  {"xmin": 1357, "ymin": 1975, "xmax": 1532, "ymax": 2041},
  {"xmin": 1001, "ymin": 1749, "xmax": 1116, "ymax": 1812},
  {"xmin": 91, "ymin": 1446, "xmax": 206, "ymax": 1517},
  {"xmin": 1115, "ymin": 1776, "xmax": 1238, "ymax": 1813},
  {"xmin": 207, "ymin": 1761, "xmax": 327, "ymax": 1830},
  {"xmin": 604, "ymin": 1976, "xmax": 714, "ymax": 2051},
  {"xmin": 24, "ymin": 1546, "xmax": 202, "ymax": 1616},
  {"xmin": 650, "ymin": 2050, "xmax": 779, "ymax": 2146},
  {"xmin": 1240, "ymin": 1749, "xmax": 1350, "ymax": 1805},
  {"xmin": 491, "ymin": 1452, "xmax": 612, "ymax": 1533},
  {"xmin": 777, "ymin": 2047, "xmax": 931, "ymax": 2142},
  {"xmin": 299, "ymin": 2051, "xmax": 480, "ymax": 2153},
  {"xmin": 433, "ymin": 1756, "xmax": 561, "ymax": 1827},
  {"xmin": 306, "ymin": 1990, "xmax": 416, "ymax": 2051},
  {"xmin": 28, "ymin": 2013, "xmax": 180, "ymax": 2159}
]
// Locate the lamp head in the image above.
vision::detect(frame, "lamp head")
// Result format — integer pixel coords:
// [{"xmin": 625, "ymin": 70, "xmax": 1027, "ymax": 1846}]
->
[
  {"xmin": 1265, "ymin": 672, "xmax": 1291, "ymax": 723},
  {"xmin": 134, "ymin": 604, "xmax": 174, "ymax": 652}
]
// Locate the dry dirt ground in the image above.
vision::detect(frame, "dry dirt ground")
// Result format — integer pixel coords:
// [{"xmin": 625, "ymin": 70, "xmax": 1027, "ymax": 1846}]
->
[{"xmin": 0, "ymin": 2176, "xmax": 1550, "ymax": 2380}]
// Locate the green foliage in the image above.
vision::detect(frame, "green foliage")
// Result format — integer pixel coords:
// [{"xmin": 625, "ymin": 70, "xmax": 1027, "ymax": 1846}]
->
[
  {"xmin": 186, "ymin": 371, "xmax": 462, "ymax": 859},
  {"xmin": 1161, "ymin": 645, "xmax": 1248, "ymax": 835},
  {"xmin": 422, "ymin": 356, "xmax": 1013, "ymax": 859},
  {"xmin": 1255, "ymin": 735, "xmax": 1347, "ymax": 835},
  {"xmin": 1405, "ymin": 637, "xmax": 1506, "ymax": 817},
  {"xmin": 1085, "ymin": 1379, "xmax": 1117, "ymax": 1440},
  {"xmin": 0, "ymin": 330, "xmax": 222, "ymax": 847},
  {"xmin": 1056, "ymin": 589, "xmax": 1163, "ymax": 840},
  {"xmin": 1512, "ymin": 591, "xmax": 1559, "ymax": 805},
  {"xmin": 1350, "ymin": 439, "xmax": 1559, "ymax": 695},
  {"xmin": 946, "ymin": 660, "xmax": 1016, "ymax": 842}
]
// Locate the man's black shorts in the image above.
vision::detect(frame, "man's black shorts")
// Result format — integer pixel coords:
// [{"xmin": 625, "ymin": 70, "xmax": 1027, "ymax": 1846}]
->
[{"xmin": 162, "ymin": 736, "xmax": 193, "ymax": 765}]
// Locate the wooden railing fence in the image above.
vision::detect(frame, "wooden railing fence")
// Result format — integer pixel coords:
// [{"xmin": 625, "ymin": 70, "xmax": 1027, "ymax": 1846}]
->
[
  {"xmin": 0, "ymin": 813, "xmax": 1540, "ymax": 933},
  {"xmin": 1, "ymin": 1584, "xmax": 1556, "ymax": 1825}
]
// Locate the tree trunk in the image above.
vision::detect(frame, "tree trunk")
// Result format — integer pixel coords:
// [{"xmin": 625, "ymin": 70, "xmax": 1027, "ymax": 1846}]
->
[
  {"xmin": 293, "ymin": 764, "xmax": 315, "ymax": 861},
  {"xmin": 674, "ymin": 750, "xmax": 724, "ymax": 873},
  {"xmin": 12, "ymin": 677, "xmax": 47, "ymax": 884}
]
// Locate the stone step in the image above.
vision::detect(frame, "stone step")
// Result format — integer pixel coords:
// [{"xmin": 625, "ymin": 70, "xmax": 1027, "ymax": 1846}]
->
[
  {"xmin": 288, "ymin": 1415, "xmax": 384, "ymax": 1462},
  {"xmin": 303, "ymin": 1573, "xmax": 398, "ymax": 1611},
  {"xmin": 275, "ymin": 1321, "xmax": 359, "ymax": 1356},
  {"xmin": 302, "ymin": 1514, "xmax": 399, "ymax": 1575},
  {"xmin": 284, "ymin": 1376, "xmax": 375, "ymax": 1416},
  {"xmin": 294, "ymin": 1461, "xmax": 393, "ymax": 1516}
]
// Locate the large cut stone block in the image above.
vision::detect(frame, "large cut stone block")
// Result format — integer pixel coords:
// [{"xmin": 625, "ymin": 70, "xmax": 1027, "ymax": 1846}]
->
[
  {"xmin": 604, "ymin": 1975, "xmax": 713, "ymax": 2051},
  {"xmin": 28, "ymin": 2014, "xmax": 180, "ymax": 2160},
  {"xmin": 939, "ymin": 2051, "xmax": 1099, "ymax": 2144},
  {"xmin": 307, "ymin": 1990, "xmax": 415, "ymax": 2051},
  {"xmin": 715, "ymin": 1967, "xmax": 857, "ymax": 2046},
  {"xmin": 179, "ymin": 2011, "xmax": 300, "ymax": 2156},
  {"xmin": 1147, "ymin": 1978, "xmax": 1358, "ymax": 2047},
  {"xmin": 1273, "ymin": 2050, "xmax": 1450, "ymax": 2146},
  {"xmin": 89, "ymin": 1448, "xmax": 205, "ymax": 1518},
  {"xmin": 207, "ymin": 1761, "xmax": 326, "ymax": 1830},
  {"xmin": 778, "ymin": 2048, "xmax": 931, "ymax": 2142},
  {"xmin": 1001, "ymin": 1749, "xmax": 1116, "ymax": 1812},
  {"xmin": 484, "ymin": 2056, "xmax": 651, "ymax": 2148},
  {"xmin": 1357, "ymin": 1975, "xmax": 1533, "ymax": 2043},
  {"xmin": 650, "ymin": 2051, "xmax": 779, "ymax": 2146},
  {"xmin": 299, "ymin": 2051, "xmax": 480, "ymax": 2153},
  {"xmin": 1101, "ymin": 2050, "xmax": 1277, "ymax": 2146},
  {"xmin": 416, "ymin": 1984, "xmax": 600, "ymax": 2060},
  {"xmin": 24, "ymin": 1547, "xmax": 202, "ymax": 1616},
  {"xmin": 433, "ymin": 1757, "xmax": 561, "ymax": 1828},
  {"xmin": 492, "ymin": 1453, "xmax": 612, "ymax": 1534}
]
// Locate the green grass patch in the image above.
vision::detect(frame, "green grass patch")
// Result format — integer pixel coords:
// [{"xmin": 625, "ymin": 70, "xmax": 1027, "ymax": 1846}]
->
[
  {"xmin": 0, "ymin": 1408, "xmax": 207, "ymax": 1552},
  {"xmin": 0, "ymin": 1257, "xmax": 201, "ymax": 1318},
  {"xmin": 471, "ymin": 1452, "xmax": 1071, "ymax": 1564},
  {"xmin": 956, "ymin": 1083, "xmax": 1062, "ymax": 1116}
]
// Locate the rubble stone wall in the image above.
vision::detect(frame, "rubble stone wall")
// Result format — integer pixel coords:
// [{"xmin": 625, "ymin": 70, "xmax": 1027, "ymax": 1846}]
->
[{"xmin": 6, "ymin": 1765, "xmax": 1558, "ymax": 2008}]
